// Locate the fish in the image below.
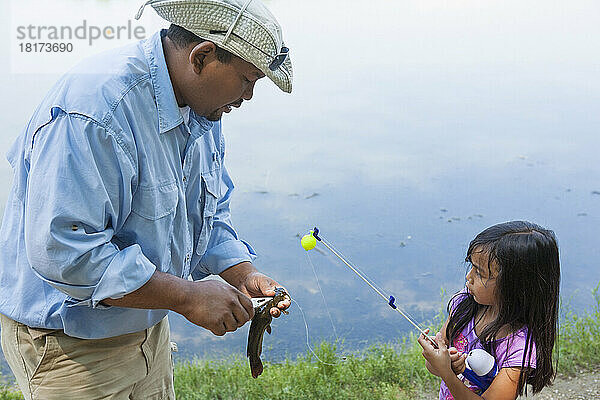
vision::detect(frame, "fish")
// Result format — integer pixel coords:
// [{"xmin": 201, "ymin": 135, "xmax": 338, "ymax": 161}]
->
[{"xmin": 247, "ymin": 287, "xmax": 289, "ymax": 378}]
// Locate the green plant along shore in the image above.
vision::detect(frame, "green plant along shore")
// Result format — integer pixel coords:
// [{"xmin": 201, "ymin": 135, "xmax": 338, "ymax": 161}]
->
[{"xmin": 1, "ymin": 286, "xmax": 599, "ymax": 400}]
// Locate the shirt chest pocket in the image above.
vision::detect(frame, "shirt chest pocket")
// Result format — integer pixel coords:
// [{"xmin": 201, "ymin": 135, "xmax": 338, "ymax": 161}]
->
[
  {"xmin": 131, "ymin": 183, "xmax": 179, "ymax": 220},
  {"xmin": 128, "ymin": 182, "xmax": 179, "ymax": 269},
  {"xmin": 195, "ymin": 173, "xmax": 220, "ymax": 256}
]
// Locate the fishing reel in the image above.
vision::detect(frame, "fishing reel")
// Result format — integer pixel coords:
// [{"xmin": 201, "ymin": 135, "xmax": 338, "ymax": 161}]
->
[{"xmin": 462, "ymin": 348, "xmax": 498, "ymax": 392}]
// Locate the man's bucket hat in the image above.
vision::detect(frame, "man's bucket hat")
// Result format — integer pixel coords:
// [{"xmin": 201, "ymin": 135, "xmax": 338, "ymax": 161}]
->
[{"xmin": 135, "ymin": 0, "xmax": 293, "ymax": 93}]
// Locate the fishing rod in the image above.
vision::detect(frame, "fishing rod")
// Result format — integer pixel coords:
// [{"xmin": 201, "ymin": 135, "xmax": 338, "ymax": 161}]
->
[
  {"xmin": 300, "ymin": 227, "xmax": 500, "ymax": 391},
  {"xmin": 300, "ymin": 227, "xmax": 437, "ymax": 348}
]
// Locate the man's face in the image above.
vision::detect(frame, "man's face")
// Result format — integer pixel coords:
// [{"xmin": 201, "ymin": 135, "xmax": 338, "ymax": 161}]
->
[{"xmin": 180, "ymin": 44, "xmax": 265, "ymax": 121}]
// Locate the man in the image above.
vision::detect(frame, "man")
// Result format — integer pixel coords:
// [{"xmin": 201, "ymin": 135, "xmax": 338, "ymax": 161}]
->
[{"xmin": 0, "ymin": 0, "xmax": 292, "ymax": 398}]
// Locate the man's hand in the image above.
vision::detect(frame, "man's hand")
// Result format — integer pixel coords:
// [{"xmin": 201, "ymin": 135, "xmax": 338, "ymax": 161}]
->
[
  {"xmin": 238, "ymin": 271, "xmax": 291, "ymax": 317},
  {"xmin": 418, "ymin": 329, "xmax": 453, "ymax": 379},
  {"xmin": 176, "ymin": 279, "xmax": 254, "ymax": 336},
  {"xmin": 102, "ymin": 263, "xmax": 291, "ymax": 338},
  {"xmin": 102, "ymin": 270, "xmax": 254, "ymax": 336},
  {"xmin": 220, "ymin": 262, "xmax": 291, "ymax": 318},
  {"xmin": 449, "ymin": 347, "xmax": 467, "ymax": 375}
]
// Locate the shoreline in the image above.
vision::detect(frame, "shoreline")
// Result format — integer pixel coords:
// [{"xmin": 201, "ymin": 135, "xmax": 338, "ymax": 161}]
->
[
  {"xmin": 524, "ymin": 368, "xmax": 600, "ymax": 399},
  {"xmin": 1, "ymin": 350, "xmax": 599, "ymax": 399},
  {"xmin": 418, "ymin": 368, "xmax": 600, "ymax": 399},
  {"xmin": 2, "ymin": 363, "xmax": 599, "ymax": 399},
  {"xmin": 2, "ymin": 284, "xmax": 599, "ymax": 399}
]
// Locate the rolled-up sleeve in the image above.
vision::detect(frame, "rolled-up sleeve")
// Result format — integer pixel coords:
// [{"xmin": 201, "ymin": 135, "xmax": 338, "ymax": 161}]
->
[
  {"xmin": 24, "ymin": 110, "xmax": 156, "ymax": 308},
  {"xmin": 194, "ymin": 163, "xmax": 257, "ymax": 278}
]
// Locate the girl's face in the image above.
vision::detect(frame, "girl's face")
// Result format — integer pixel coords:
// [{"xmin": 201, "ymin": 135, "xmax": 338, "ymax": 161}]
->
[{"xmin": 465, "ymin": 248, "xmax": 498, "ymax": 306}]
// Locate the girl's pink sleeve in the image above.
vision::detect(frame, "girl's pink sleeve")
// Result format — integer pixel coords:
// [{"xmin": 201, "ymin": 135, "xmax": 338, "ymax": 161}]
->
[{"xmin": 499, "ymin": 329, "xmax": 537, "ymax": 369}]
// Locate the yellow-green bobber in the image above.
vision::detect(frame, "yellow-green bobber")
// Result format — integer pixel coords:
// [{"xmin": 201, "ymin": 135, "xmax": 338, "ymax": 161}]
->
[{"xmin": 301, "ymin": 232, "xmax": 317, "ymax": 251}]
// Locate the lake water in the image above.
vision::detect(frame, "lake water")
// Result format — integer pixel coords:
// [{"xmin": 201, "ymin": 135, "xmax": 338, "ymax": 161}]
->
[{"xmin": 1, "ymin": 0, "xmax": 599, "ymax": 376}]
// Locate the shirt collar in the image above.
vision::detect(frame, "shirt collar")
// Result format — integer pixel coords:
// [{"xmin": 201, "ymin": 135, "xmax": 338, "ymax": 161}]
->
[{"xmin": 143, "ymin": 30, "xmax": 213, "ymax": 134}]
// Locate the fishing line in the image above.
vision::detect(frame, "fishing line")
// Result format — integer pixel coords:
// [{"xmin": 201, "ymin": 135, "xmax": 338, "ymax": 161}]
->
[
  {"xmin": 320, "ymin": 238, "xmax": 388, "ymax": 297},
  {"xmin": 321, "ymin": 236, "xmax": 432, "ymax": 341},
  {"xmin": 291, "ymin": 298, "xmax": 342, "ymax": 366},
  {"xmin": 302, "ymin": 227, "xmax": 497, "ymax": 390},
  {"xmin": 301, "ymin": 227, "xmax": 437, "ymax": 347},
  {"xmin": 305, "ymin": 252, "xmax": 340, "ymax": 343}
]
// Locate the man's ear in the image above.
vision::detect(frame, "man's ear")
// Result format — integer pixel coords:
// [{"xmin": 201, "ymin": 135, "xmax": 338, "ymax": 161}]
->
[{"xmin": 189, "ymin": 41, "xmax": 217, "ymax": 75}]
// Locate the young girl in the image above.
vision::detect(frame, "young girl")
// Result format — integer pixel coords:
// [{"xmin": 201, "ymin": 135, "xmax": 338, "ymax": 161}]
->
[{"xmin": 418, "ymin": 221, "xmax": 560, "ymax": 399}]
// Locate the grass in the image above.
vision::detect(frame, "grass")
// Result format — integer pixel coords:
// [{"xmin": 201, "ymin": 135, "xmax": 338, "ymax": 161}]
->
[
  {"xmin": 2, "ymin": 284, "xmax": 600, "ymax": 400},
  {"xmin": 0, "ymin": 388, "xmax": 21, "ymax": 400},
  {"xmin": 555, "ymin": 284, "xmax": 600, "ymax": 375},
  {"xmin": 174, "ymin": 338, "xmax": 438, "ymax": 400}
]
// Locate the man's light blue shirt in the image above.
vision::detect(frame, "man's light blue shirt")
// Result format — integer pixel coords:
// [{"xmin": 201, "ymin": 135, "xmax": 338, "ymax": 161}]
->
[{"xmin": 0, "ymin": 30, "xmax": 256, "ymax": 339}]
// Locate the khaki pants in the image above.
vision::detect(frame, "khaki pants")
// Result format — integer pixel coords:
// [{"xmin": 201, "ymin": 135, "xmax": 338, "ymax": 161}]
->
[{"xmin": 0, "ymin": 314, "xmax": 175, "ymax": 400}]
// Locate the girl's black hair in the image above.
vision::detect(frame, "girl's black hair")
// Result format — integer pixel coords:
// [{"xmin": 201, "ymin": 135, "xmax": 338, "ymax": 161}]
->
[{"xmin": 446, "ymin": 221, "xmax": 560, "ymax": 395}]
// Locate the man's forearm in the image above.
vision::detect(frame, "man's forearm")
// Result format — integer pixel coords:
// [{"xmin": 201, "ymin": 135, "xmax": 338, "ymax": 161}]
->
[
  {"xmin": 102, "ymin": 262, "xmax": 282, "ymax": 335},
  {"xmin": 220, "ymin": 261, "xmax": 258, "ymax": 289},
  {"xmin": 103, "ymin": 262, "xmax": 258, "ymax": 312},
  {"xmin": 102, "ymin": 270, "xmax": 190, "ymax": 314}
]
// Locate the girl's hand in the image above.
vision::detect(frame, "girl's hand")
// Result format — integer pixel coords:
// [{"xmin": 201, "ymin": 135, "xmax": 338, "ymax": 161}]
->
[
  {"xmin": 418, "ymin": 330, "xmax": 453, "ymax": 379},
  {"xmin": 449, "ymin": 347, "xmax": 467, "ymax": 375}
]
